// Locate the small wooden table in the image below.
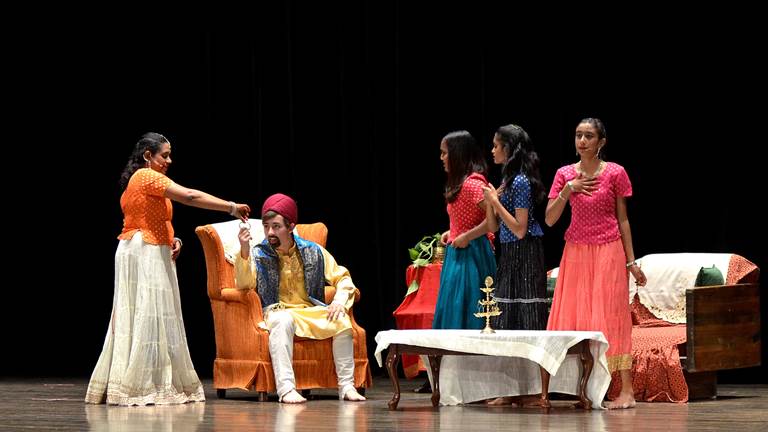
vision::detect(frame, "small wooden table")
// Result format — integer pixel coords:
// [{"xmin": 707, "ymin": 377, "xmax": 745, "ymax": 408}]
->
[{"xmin": 375, "ymin": 330, "xmax": 610, "ymax": 410}]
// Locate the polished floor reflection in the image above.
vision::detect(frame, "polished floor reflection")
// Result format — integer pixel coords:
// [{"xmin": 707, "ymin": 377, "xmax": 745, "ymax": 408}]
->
[
  {"xmin": 85, "ymin": 402, "xmax": 205, "ymax": 431},
  {"xmin": 1, "ymin": 377, "xmax": 766, "ymax": 431}
]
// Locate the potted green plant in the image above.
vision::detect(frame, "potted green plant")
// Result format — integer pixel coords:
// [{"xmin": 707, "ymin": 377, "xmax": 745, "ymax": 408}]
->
[
  {"xmin": 408, "ymin": 233, "xmax": 443, "ymax": 267},
  {"xmin": 405, "ymin": 233, "xmax": 443, "ymax": 296}
]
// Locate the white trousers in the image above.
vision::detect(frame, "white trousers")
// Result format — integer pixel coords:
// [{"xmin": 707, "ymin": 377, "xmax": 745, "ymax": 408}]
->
[{"xmin": 266, "ymin": 310, "xmax": 355, "ymax": 399}]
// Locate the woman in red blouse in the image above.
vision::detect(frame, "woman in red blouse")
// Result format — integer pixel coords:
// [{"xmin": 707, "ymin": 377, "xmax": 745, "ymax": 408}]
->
[{"xmin": 432, "ymin": 130, "xmax": 496, "ymax": 330}]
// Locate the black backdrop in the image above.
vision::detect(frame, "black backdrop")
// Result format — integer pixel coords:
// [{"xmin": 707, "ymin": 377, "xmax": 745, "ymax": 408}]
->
[{"xmin": 6, "ymin": 5, "xmax": 766, "ymax": 383}]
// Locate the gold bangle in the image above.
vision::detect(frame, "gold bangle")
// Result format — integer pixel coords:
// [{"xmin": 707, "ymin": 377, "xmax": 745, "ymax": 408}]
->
[{"xmin": 626, "ymin": 260, "xmax": 637, "ymax": 268}]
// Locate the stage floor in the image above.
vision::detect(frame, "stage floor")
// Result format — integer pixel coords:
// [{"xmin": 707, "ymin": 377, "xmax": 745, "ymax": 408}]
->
[{"xmin": 1, "ymin": 376, "xmax": 767, "ymax": 431}]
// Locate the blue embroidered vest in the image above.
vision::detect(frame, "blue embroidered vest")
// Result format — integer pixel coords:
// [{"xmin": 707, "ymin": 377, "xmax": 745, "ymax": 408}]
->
[{"xmin": 252, "ymin": 235, "xmax": 326, "ymax": 307}]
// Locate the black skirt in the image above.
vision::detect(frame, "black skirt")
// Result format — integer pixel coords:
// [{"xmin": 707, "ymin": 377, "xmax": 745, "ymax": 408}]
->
[{"xmin": 491, "ymin": 236, "xmax": 549, "ymax": 330}]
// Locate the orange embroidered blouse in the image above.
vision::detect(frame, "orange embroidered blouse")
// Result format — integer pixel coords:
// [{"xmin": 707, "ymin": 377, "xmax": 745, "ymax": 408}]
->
[{"xmin": 118, "ymin": 168, "xmax": 174, "ymax": 246}]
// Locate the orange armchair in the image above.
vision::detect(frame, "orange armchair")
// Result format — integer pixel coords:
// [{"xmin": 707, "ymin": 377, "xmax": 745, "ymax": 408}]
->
[{"xmin": 195, "ymin": 219, "xmax": 372, "ymax": 400}]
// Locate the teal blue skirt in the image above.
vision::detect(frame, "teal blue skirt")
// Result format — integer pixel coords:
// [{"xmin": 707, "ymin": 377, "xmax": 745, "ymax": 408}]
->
[{"xmin": 432, "ymin": 236, "xmax": 496, "ymax": 329}]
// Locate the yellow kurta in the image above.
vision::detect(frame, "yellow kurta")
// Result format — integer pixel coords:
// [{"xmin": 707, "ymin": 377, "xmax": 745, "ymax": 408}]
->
[{"xmin": 235, "ymin": 242, "xmax": 355, "ymax": 339}]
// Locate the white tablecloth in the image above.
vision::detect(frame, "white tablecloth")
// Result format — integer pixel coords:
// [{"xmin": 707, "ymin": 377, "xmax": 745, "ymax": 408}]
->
[{"xmin": 375, "ymin": 329, "xmax": 610, "ymax": 409}]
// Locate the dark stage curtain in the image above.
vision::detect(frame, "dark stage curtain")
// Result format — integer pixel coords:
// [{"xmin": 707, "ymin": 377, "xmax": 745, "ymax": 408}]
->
[{"xmin": 7, "ymin": 4, "xmax": 765, "ymax": 383}]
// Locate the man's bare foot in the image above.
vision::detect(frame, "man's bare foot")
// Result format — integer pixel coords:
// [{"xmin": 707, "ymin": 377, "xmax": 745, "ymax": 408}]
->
[
  {"xmin": 280, "ymin": 389, "xmax": 307, "ymax": 404},
  {"xmin": 604, "ymin": 393, "xmax": 636, "ymax": 409},
  {"xmin": 486, "ymin": 396, "xmax": 516, "ymax": 406},
  {"xmin": 340, "ymin": 388, "xmax": 366, "ymax": 401}
]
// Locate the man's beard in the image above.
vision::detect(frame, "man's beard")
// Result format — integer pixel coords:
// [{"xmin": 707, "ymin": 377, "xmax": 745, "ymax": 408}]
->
[{"xmin": 268, "ymin": 236, "xmax": 281, "ymax": 248}]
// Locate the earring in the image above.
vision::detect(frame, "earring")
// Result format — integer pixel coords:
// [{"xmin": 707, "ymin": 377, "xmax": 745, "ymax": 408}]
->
[{"xmin": 144, "ymin": 157, "xmax": 150, "ymax": 168}]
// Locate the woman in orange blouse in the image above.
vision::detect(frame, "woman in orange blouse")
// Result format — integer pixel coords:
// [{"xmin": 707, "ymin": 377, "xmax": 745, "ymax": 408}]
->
[{"xmin": 85, "ymin": 132, "xmax": 250, "ymax": 406}]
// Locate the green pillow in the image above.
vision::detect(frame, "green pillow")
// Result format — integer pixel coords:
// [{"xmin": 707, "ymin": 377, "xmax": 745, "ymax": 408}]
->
[{"xmin": 695, "ymin": 265, "xmax": 724, "ymax": 286}]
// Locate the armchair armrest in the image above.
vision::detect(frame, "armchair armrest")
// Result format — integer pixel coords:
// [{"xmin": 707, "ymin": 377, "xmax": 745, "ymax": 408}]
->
[
  {"xmin": 219, "ymin": 288, "xmax": 266, "ymax": 327},
  {"xmin": 221, "ymin": 287, "xmax": 263, "ymax": 307}
]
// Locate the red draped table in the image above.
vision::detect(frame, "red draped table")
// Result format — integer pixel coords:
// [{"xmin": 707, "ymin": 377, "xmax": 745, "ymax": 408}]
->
[{"xmin": 392, "ymin": 263, "xmax": 442, "ymax": 378}]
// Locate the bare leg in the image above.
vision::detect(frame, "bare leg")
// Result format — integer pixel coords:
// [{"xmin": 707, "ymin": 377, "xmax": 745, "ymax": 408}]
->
[
  {"xmin": 574, "ymin": 340, "xmax": 594, "ymax": 410},
  {"xmin": 513, "ymin": 366, "xmax": 552, "ymax": 409},
  {"xmin": 605, "ymin": 369, "xmax": 636, "ymax": 409}
]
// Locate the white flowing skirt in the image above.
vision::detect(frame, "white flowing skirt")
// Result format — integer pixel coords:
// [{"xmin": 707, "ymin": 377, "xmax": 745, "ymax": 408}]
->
[{"xmin": 85, "ymin": 232, "xmax": 205, "ymax": 406}]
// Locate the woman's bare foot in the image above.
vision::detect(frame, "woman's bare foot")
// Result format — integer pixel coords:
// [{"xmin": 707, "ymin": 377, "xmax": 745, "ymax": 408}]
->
[
  {"xmin": 280, "ymin": 389, "xmax": 307, "ymax": 404},
  {"xmin": 486, "ymin": 394, "xmax": 546, "ymax": 407},
  {"xmin": 517, "ymin": 394, "xmax": 548, "ymax": 407},
  {"xmin": 486, "ymin": 396, "xmax": 516, "ymax": 406},
  {"xmin": 604, "ymin": 392, "xmax": 636, "ymax": 409},
  {"xmin": 606, "ymin": 369, "xmax": 636, "ymax": 409}
]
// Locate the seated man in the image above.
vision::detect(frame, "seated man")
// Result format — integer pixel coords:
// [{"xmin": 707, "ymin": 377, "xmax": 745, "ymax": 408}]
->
[{"xmin": 235, "ymin": 193, "xmax": 366, "ymax": 404}]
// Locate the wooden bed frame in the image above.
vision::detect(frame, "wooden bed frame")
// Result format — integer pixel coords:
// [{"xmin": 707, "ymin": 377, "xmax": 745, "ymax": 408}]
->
[{"xmin": 680, "ymin": 282, "xmax": 761, "ymax": 399}]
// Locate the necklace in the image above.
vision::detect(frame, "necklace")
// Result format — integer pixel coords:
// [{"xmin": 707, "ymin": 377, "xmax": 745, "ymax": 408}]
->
[{"xmin": 577, "ymin": 160, "xmax": 605, "ymax": 178}]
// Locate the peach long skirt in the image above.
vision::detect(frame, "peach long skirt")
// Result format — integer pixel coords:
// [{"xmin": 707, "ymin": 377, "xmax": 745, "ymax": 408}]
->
[{"xmin": 546, "ymin": 238, "xmax": 633, "ymax": 372}]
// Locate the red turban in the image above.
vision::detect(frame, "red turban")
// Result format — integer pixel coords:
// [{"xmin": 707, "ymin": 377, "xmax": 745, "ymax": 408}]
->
[{"xmin": 261, "ymin": 193, "xmax": 298, "ymax": 224}]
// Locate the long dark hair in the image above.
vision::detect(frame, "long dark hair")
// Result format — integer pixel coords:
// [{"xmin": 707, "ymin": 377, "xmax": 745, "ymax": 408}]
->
[
  {"xmin": 119, "ymin": 132, "xmax": 169, "ymax": 190},
  {"xmin": 443, "ymin": 130, "xmax": 488, "ymax": 203},
  {"xmin": 578, "ymin": 117, "xmax": 608, "ymax": 160},
  {"xmin": 495, "ymin": 124, "xmax": 545, "ymax": 204}
]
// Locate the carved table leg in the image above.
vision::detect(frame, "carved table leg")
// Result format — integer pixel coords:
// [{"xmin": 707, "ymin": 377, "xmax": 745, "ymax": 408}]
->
[
  {"xmin": 575, "ymin": 340, "xmax": 594, "ymax": 410},
  {"xmin": 385, "ymin": 345, "xmax": 402, "ymax": 410},
  {"xmin": 427, "ymin": 354, "xmax": 443, "ymax": 407}
]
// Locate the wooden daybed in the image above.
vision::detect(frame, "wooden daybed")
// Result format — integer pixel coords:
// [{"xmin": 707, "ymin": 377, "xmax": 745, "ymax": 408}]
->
[{"xmin": 605, "ymin": 253, "xmax": 760, "ymax": 401}]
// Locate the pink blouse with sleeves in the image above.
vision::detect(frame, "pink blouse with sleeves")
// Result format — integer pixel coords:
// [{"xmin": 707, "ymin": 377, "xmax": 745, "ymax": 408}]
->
[{"xmin": 548, "ymin": 162, "xmax": 632, "ymax": 245}]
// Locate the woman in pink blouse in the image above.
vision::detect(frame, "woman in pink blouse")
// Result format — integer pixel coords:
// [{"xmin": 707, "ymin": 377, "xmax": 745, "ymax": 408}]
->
[{"xmin": 545, "ymin": 118, "xmax": 647, "ymax": 409}]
